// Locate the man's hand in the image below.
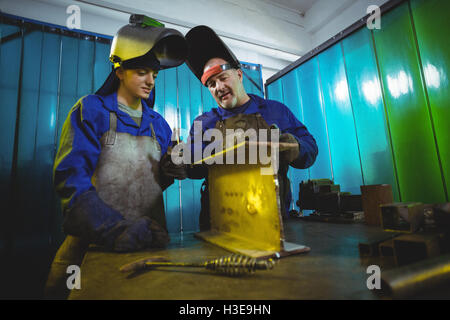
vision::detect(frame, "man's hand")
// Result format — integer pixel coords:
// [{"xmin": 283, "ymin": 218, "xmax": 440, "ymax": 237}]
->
[
  {"xmin": 279, "ymin": 133, "xmax": 300, "ymax": 164},
  {"xmin": 160, "ymin": 146, "xmax": 187, "ymax": 180}
]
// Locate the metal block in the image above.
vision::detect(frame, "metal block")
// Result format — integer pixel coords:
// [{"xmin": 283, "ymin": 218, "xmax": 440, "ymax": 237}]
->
[
  {"xmin": 434, "ymin": 203, "xmax": 450, "ymax": 233},
  {"xmin": 315, "ymin": 192, "xmax": 340, "ymax": 214},
  {"xmin": 393, "ymin": 233, "xmax": 441, "ymax": 266},
  {"xmin": 380, "ymin": 202, "xmax": 424, "ymax": 232},
  {"xmin": 379, "ymin": 239, "xmax": 395, "ymax": 257},
  {"xmin": 341, "ymin": 194, "xmax": 362, "ymax": 212},
  {"xmin": 298, "ymin": 179, "xmax": 335, "ymax": 210},
  {"xmin": 358, "ymin": 233, "xmax": 399, "ymax": 258},
  {"xmin": 318, "ymin": 184, "xmax": 341, "ymax": 193},
  {"xmin": 360, "ymin": 184, "xmax": 394, "ymax": 226}
]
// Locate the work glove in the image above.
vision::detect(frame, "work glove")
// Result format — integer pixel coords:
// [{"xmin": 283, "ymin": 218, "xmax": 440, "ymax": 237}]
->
[
  {"xmin": 63, "ymin": 191, "xmax": 128, "ymax": 249},
  {"xmin": 160, "ymin": 145, "xmax": 187, "ymax": 180},
  {"xmin": 63, "ymin": 191, "xmax": 170, "ymax": 252},
  {"xmin": 113, "ymin": 216, "xmax": 170, "ymax": 252},
  {"xmin": 279, "ymin": 133, "xmax": 300, "ymax": 164},
  {"xmin": 269, "ymin": 124, "xmax": 300, "ymax": 165}
]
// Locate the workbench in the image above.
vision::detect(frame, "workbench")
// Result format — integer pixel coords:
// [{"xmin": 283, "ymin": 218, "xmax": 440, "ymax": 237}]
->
[{"xmin": 68, "ymin": 219, "xmax": 449, "ymax": 300}]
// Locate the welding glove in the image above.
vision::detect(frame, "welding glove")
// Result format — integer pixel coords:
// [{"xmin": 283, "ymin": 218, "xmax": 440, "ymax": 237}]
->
[
  {"xmin": 269, "ymin": 124, "xmax": 300, "ymax": 165},
  {"xmin": 279, "ymin": 133, "xmax": 300, "ymax": 164},
  {"xmin": 63, "ymin": 191, "xmax": 163, "ymax": 252},
  {"xmin": 113, "ymin": 216, "xmax": 170, "ymax": 252},
  {"xmin": 160, "ymin": 145, "xmax": 187, "ymax": 181}
]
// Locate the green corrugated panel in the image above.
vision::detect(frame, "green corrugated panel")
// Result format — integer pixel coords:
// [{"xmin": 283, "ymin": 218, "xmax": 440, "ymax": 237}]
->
[
  {"xmin": 372, "ymin": 2, "xmax": 446, "ymax": 203},
  {"xmin": 411, "ymin": 0, "xmax": 450, "ymax": 200},
  {"xmin": 342, "ymin": 27, "xmax": 400, "ymax": 201}
]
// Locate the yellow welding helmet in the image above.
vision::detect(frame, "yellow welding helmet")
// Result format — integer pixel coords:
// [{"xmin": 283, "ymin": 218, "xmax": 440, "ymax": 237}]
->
[
  {"xmin": 96, "ymin": 14, "xmax": 187, "ymax": 99},
  {"xmin": 110, "ymin": 14, "xmax": 187, "ymax": 70}
]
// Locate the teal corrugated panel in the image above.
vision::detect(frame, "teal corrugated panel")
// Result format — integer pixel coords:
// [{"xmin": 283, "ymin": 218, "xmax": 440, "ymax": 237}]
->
[
  {"xmin": 297, "ymin": 57, "xmax": 333, "ymax": 181},
  {"xmin": 281, "ymin": 70, "xmax": 309, "ymax": 210},
  {"xmin": 317, "ymin": 43, "xmax": 363, "ymax": 195}
]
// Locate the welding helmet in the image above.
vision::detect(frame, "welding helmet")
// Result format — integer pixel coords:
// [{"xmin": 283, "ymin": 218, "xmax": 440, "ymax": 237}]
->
[
  {"xmin": 185, "ymin": 25, "xmax": 241, "ymax": 86},
  {"xmin": 96, "ymin": 14, "xmax": 188, "ymax": 107}
]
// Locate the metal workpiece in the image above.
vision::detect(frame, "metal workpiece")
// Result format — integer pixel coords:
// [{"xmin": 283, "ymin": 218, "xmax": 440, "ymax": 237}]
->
[
  {"xmin": 379, "ymin": 239, "xmax": 396, "ymax": 258},
  {"xmin": 380, "ymin": 202, "xmax": 425, "ymax": 232},
  {"xmin": 360, "ymin": 185, "xmax": 394, "ymax": 227},
  {"xmin": 433, "ymin": 203, "xmax": 450, "ymax": 232},
  {"xmin": 358, "ymin": 232, "xmax": 400, "ymax": 258},
  {"xmin": 120, "ymin": 254, "xmax": 275, "ymax": 277},
  {"xmin": 379, "ymin": 254, "xmax": 450, "ymax": 299},
  {"xmin": 393, "ymin": 233, "xmax": 441, "ymax": 266},
  {"xmin": 340, "ymin": 194, "xmax": 363, "ymax": 212},
  {"xmin": 195, "ymin": 151, "xmax": 310, "ymax": 258}
]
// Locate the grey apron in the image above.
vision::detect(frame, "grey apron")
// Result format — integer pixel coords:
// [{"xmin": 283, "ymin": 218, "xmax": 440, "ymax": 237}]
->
[
  {"xmin": 93, "ymin": 112, "xmax": 166, "ymax": 228},
  {"xmin": 45, "ymin": 112, "xmax": 166, "ymax": 299}
]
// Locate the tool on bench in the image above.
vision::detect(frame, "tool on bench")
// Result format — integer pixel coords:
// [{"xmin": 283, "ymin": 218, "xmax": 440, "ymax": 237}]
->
[{"xmin": 120, "ymin": 254, "xmax": 276, "ymax": 276}]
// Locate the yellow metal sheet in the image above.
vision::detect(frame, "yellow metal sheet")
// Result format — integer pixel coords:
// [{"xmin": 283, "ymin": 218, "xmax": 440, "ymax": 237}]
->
[{"xmin": 196, "ymin": 163, "xmax": 283, "ymax": 257}]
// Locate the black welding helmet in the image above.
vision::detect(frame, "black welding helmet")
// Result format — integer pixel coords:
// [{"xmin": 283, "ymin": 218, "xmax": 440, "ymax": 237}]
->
[
  {"xmin": 96, "ymin": 14, "xmax": 188, "ymax": 107},
  {"xmin": 185, "ymin": 25, "xmax": 241, "ymax": 86}
]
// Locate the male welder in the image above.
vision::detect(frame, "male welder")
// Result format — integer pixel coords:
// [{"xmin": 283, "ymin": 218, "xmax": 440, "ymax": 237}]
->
[{"xmin": 182, "ymin": 25, "xmax": 318, "ymax": 230}]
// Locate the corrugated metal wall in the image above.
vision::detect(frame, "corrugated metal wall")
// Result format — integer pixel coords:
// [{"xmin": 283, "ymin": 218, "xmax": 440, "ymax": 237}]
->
[
  {"xmin": 266, "ymin": 0, "xmax": 449, "ymax": 210},
  {"xmin": 0, "ymin": 13, "xmax": 265, "ymax": 262}
]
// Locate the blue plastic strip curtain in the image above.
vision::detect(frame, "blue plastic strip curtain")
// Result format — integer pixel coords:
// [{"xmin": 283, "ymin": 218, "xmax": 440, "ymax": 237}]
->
[
  {"xmin": 241, "ymin": 62, "xmax": 264, "ymax": 97},
  {"xmin": 0, "ymin": 18, "xmax": 113, "ymax": 255},
  {"xmin": 297, "ymin": 57, "xmax": 333, "ymax": 182},
  {"xmin": 281, "ymin": 70, "xmax": 309, "ymax": 211},
  {"xmin": 0, "ymin": 23, "xmax": 23, "ymax": 254}
]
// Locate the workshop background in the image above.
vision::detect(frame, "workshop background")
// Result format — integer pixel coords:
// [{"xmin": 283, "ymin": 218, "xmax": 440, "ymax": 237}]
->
[{"xmin": 0, "ymin": 0, "xmax": 448, "ymax": 298}]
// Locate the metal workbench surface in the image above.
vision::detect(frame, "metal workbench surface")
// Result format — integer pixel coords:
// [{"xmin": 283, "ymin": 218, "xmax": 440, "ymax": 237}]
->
[{"xmin": 69, "ymin": 219, "xmax": 403, "ymax": 300}]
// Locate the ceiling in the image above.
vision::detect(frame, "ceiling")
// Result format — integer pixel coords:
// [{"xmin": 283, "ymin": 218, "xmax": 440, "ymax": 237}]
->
[{"xmin": 266, "ymin": 0, "xmax": 318, "ymax": 15}]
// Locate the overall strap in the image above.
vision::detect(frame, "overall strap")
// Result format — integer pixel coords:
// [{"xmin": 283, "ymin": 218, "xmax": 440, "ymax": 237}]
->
[{"xmin": 105, "ymin": 112, "xmax": 117, "ymax": 145}]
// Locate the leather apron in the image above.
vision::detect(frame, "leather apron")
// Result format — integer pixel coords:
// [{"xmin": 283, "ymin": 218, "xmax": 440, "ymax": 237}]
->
[
  {"xmin": 199, "ymin": 113, "xmax": 291, "ymax": 230},
  {"xmin": 45, "ymin": 112, "xmax": 166, "ymax": 299}
]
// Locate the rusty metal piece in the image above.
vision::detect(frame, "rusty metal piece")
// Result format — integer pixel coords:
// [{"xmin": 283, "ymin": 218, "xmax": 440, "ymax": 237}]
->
[
  {"xmin": 380, "ymin": 202, "xmax": 424, "ymax": 232},
  {"xmin": 379, "ymin": 239, "xmax": 396, "ymax": 258},
  {"xmin": 360, "ymin": 184, "xmax": 394, "ymax": 226},
  {"xmin": 380, "ymin": 254, "xmax": 450, "ymax": 299},
  {"xmin": 393, "ymin": 233, "xmax": 441, "ymax": 266},
  {"xmin": 358, "ymin": 233, "xmax": 399, "ymax": 258}
]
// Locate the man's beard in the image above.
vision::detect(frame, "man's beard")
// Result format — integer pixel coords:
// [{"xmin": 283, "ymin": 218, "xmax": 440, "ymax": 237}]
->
[{"xmin": 219, "ymin": 94, "xmax": 239, "ymax": 109}]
